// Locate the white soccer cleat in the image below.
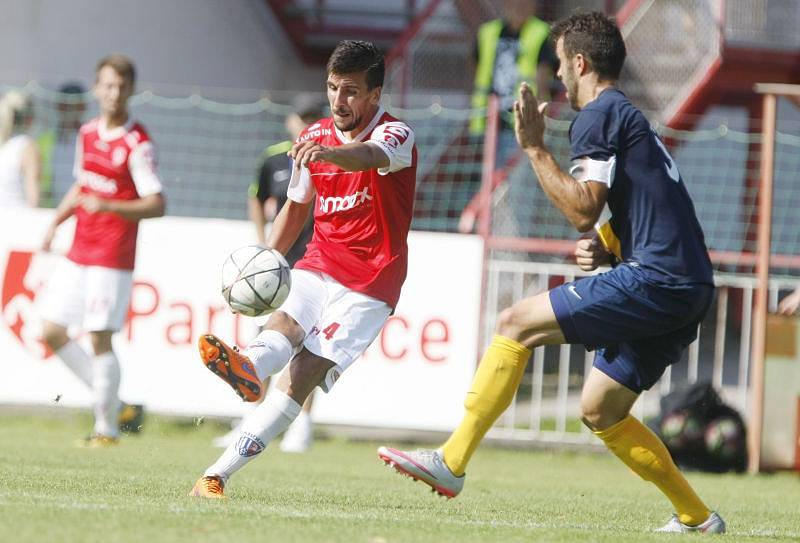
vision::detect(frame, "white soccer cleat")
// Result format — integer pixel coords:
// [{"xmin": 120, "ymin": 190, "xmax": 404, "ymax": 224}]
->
[
  {"xmin": 377, "ymin": 446, "xmax": 464, "ymax": 498},
  {"xmin": 655, "ymin": 511, "xmax": 726, "ymax": 534},
  {"xmin": 279, "ymin": 412, "xmax": 313, "ymax": 453}
]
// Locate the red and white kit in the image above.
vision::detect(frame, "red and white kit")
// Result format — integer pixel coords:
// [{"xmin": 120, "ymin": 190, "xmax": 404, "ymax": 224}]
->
[
  {"xmin": 39, "ymin": 118, "xmax": 162, "ymax": 331},
  {"xmin": 282, "ymin": 107, "xmax": 417, "ymax": 388}
]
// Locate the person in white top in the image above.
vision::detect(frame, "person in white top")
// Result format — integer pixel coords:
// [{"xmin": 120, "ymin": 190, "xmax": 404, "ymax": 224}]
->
[{"xmin": 0, "ymin": 91, "xmax": 40, "ymax": 207}]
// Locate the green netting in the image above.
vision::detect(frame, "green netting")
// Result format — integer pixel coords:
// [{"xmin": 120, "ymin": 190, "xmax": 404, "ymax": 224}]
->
[
  {"xmin": 10, "ymin": 82, "xmax": 800, "ymax": 263},
  {"xmin": 490, "ymin": 115, "xmax": 800, "ymax": 265}
]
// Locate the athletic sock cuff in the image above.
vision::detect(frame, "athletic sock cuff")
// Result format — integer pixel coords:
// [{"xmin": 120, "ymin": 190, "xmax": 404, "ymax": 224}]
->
[
  {"xmin": 269, "ymin": 389, "xmax": 302, "ymax": 419},
  {"xmin": 247, "ymin": 330, "xmax": 294, "ymax": 381},
  {"xmin": 491, "ymin": 335, "xmax": 532, "ymax": 358},
  {"xmin": 93, "ymin": 351, "xmax": 118, "ymax": 364},
  {"xmin": 593, "ymin": 414, "xmax": 635, "ymax": 442}
]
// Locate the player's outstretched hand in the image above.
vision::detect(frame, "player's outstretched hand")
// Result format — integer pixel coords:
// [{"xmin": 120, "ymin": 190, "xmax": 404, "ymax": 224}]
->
[
  {"xmin": 290, "ymin": 140, "xmax": 333, "ymax": 168},
  {"xmin": 514, "ymin": 82, "xmax": 548, "ymax": 151},
  {"xmin": 777, "ymin": 288, "xmax": 800, "ymax": 316},
  {"xmin": 574, "ymin": 234, "xmax": 610, "ymax": 272}
]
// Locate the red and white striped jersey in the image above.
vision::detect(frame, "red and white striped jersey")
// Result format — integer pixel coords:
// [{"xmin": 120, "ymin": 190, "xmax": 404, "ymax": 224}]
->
[
  {"xmin": 68, "ymin": 117, "xmax": 162, "ymax": 270},
  {"xmin": 288, "ymin": 107, "xmax": 417, "ymax": 308}
]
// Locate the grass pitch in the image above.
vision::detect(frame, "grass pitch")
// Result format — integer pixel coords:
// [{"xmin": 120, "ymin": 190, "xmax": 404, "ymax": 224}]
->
[{"xmin": 0, "ymin": 410, "xmax": 797, "ymax": 543}]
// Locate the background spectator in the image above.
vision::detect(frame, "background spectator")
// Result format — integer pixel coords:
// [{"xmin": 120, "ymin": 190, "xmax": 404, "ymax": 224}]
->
[
  {"xmin": 0, "ymin": 91, "xmax": 40, "ymax": 208},
  {"xmin": 38, "ymin": 82, "xmax": 87, "ymax": 206}
]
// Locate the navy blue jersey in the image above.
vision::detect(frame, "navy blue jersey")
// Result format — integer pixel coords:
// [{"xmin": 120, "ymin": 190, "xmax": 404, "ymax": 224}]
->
[{"xmin": 569, "ymin": 88, "xmax": 713, "ymax": 285}]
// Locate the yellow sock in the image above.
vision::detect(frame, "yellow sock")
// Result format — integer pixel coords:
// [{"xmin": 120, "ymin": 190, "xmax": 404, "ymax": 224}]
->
[
  {"xmin": 594, "ymin": 415, "xmax": 710, "ymax": 526},
  {"xmin": 441, "ymin": 335, "xmax": 531, "ymax": 476}
]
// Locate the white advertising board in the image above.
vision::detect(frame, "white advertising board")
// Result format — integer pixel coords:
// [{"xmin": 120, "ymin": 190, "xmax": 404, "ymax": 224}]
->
[{"xmin": 0, "ymin": 209, "xmax": 482, "ymax": 431}]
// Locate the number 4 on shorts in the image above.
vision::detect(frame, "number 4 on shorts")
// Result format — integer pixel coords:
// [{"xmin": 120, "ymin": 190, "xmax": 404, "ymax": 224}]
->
[{"xmin": 321, "ymin": 322, "xmax": 340, "ymax": 340}]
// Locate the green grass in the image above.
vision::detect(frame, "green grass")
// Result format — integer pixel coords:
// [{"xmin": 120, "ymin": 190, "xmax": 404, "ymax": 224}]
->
[{"xmin": 0, "ymin": 411, "xmax": 798, "ymax": 543}]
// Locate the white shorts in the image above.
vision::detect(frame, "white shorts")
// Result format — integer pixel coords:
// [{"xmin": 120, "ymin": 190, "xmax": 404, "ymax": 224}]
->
[
  {"xmin": 37, "ymin": 258, "xmax": 133, "ymax": 332},
  {"xmin": 278, "ymin": 269, "xmax": 392, "ymax": 392}
]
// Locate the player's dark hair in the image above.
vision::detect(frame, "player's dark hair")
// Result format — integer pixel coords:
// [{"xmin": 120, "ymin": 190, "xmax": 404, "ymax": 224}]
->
[
  {"xmin": 551, "ymin": 11, "xmax": 626, "ymax": 80},
  {"xmin": 95, "ymin": 54, "xmax": 136, "ymax": 85},
  {"xmin": 326, "ymin": 40, "xmax": 385, "ymax": 90}
]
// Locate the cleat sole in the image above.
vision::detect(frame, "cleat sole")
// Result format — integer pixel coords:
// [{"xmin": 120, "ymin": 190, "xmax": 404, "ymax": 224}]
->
[
  {"xmin": 377, "ymin": 452, "xmax": 457, "ymax": 499},
  {"xmin": 199, "ymin": 334, "xmax": 262, "ymax": 402}
]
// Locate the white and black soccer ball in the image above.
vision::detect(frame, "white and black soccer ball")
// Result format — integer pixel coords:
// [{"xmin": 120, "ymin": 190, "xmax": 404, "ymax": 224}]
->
[{"xmin": 221, "ymin": 245, "xmax": 291, "ymax": 317}]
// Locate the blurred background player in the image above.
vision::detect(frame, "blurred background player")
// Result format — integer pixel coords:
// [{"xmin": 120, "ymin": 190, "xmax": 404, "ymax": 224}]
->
[
  {"xmin": 191, "ymin": 40, "xmax": 417, "ymax": 498},
  {"xmin": 38, "ymin": 54, "xmax": 165, "ymax": 447},
  {"xmin": 213, "ymin": 96, "xmax": 327, "ymax": 452},
  {"xmin": 380, "ymin": 12, "xmax": 725, "ymax": 534},
  {"xmin": 248, "ymin": 94, "xmax": 323, "ymax": 260},
  {"xmin": 459, "ymin": 0, "xmax": 559, "ymax": 234},
  {"xmin": 38, "ymin": 82, "xmax": 88, "ymax": 207},
  {"xmin": 0, "ymin": 90, "xmax": 40, "ymax": 208}
]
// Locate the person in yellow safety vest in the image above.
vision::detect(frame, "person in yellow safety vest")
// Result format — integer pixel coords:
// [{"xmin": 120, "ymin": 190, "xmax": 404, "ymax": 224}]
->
[
  {"xmin": 460, "ymin": 1, "xmax": 559, "ymax": 234},
  {"xmin": 470, "ymin": 0, "xmax": 558, "ymax": 138},
  {"xmin": 37, "ymin": 82, "xmax": 87, "ymax": 207}
]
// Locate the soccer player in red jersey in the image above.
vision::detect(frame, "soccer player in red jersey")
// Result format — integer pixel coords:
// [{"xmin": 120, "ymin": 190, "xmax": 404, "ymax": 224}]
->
[
  {"xmin": 39, "ymin": 55, "xmax": 165, "ymax": 446},
  {"xmin": 191, "ymin": 40, "xmax": 417, "ymax": 498}
]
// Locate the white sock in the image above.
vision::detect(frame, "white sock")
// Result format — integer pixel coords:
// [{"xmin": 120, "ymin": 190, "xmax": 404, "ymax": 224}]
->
[
  {"xmin": 56, "ymin": 341, "xmax": 93, "ymax": 388},
  {"xmin": 92, "ymin": 351, "xmax": 121, "ymax": 438},
  {"xmin": 244, "ymin": 329, "xmax": 294, "ymax": 381},
  {"xmin": 204, "ymin": 389, "xmax": 301, "ymax": 482}
]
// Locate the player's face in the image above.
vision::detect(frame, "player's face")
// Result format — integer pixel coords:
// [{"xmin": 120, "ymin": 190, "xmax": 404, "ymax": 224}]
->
[
  {"xmin": 94, "ymin": 66, "xmax": 133, "ymax": 119},
  {"xmin": 326, "ymin": 71, "xmax": 381, "ymax": 133},
  {"xmin": 556, "ymin": 37, "xmax": 580, "ymax": 111}
]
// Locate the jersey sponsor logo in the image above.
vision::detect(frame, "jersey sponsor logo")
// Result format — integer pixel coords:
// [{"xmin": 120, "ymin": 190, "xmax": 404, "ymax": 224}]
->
[
  {"xmin": 298, "ymin": 127, "xmax": 333, "ymax": 142},
  {"xmin": 93, "ymin": 140, "xmax": 110, "ymax": 152},
  {"xmin": 318, "ymin": 187, "xmax": 373, "ymax": 214},
  {"xmin": 377, "ymin": 124, "xmax": 410, "ymax": 149},
  {"xmin": 567, "ymin": 284, "xmax": 583, "ymax": 300},
  {"xmin": 112, "ymin": 147, "xmax": 128, "ymax": 166},
  {"xmin": 78, "ymin": 170, "xmax": 119, "ymax": 195},
  {"xmin": 236, "ymin": 432, "xmax": 265, "ymax": 457}
]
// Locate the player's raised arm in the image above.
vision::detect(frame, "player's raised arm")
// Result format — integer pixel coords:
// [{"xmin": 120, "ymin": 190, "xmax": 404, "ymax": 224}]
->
[
  {"xmin": 266, "ymin": 198, "xmax": 313, "ymax": 256},
  {"xmin": 289, "ymin": 140, "xmax": 388, "ymax": 172},
  {"xmin": 514, "ymin": 82, "xmax": 607, "ymax": 232}
]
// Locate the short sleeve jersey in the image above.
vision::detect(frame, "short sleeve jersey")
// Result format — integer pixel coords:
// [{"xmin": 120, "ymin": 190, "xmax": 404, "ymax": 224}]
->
[
  {"xmin": 569, "ymin": 89, "xmax": 713, "ymax": 285},
  {"xmin": 68, "ymin": 118, "xmax": 162, "ymax": 270},
  {"xmin": 286, "ymin": 107, "xmax": 417, "ymax": 307}
]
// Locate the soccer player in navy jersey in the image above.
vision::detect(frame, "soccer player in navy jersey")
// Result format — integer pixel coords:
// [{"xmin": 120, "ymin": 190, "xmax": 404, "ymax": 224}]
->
[{"xmin": 379, "ymin": 12, "xmax": 725, "ymax": 534}]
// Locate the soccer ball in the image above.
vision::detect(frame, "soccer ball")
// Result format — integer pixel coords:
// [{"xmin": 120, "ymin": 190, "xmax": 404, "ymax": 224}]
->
[
  {"xmin": 221, "ymin": 245, "xmax": 291, "ymax": 317},
  {"xmin": 661, "ymin": 410, "xmax": 703, "ymax": 450},
  {"xmin": 704, "ymin": 416, "xmax": 742, "ymax": 461}
]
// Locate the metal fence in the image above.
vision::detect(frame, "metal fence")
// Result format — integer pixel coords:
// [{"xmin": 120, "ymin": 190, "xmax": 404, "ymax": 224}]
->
[{"xmin": 482, "ymin": 259, "xmax": 800, "ymax": 445}]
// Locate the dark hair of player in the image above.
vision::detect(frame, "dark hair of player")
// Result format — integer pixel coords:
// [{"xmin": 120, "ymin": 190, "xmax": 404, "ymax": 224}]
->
[
  {"xmin": 95, "ymin": 54, "xmax": 137, "ymax": 85},
  {"xmin": 551, "ymin": 11, "xmax": 626, "ymax": 81},
  {"xmin": 326, "ymin": 40, "xmax": 385, "ymax": 90}
]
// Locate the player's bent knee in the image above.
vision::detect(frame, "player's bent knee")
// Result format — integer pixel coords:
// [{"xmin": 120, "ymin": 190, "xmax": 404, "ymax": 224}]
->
[
  {"xmin": 580, "ymin": 401, "xmax": 626, "ymax": 431},
  {"xmin": 41, "ymin": 322, "xmax": 68, "ymax": 350},
  {"xmin": 495, "ymin": 307, "xmax": 524, "ymax": 341},
  {"xmin": 280, "ymin": 351, "xmax": 334, "ymax": 403}
]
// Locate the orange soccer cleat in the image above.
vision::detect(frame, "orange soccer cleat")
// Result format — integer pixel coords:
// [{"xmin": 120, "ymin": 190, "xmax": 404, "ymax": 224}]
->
[
  {"xmin": 198, "ymin": 334, "xmax": 264, "ymax": 402},
  {"xmin": 189, "ymin": 475, "xmax": 226, "ymax": 499},
  {"xmin": 75, "ymin": 434, "xmax": 120, "ymax": 448}
]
